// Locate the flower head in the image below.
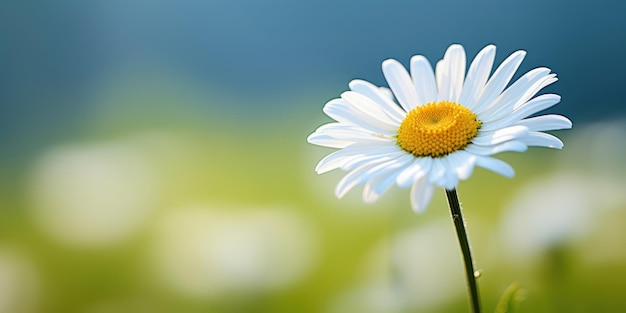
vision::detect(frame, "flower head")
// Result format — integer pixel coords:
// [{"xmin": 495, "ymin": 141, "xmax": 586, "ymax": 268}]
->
[{"xmin": 307, "ymin": 44, "xmax": 572, "ymax": 212}]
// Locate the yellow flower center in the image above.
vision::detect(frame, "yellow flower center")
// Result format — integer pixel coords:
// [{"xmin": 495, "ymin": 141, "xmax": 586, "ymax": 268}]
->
[{"xmin": 396, "ymin": 101, "xmax": 481, "ymax": 158}]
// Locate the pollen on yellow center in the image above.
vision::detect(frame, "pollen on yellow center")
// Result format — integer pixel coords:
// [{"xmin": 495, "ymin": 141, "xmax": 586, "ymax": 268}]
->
[{"xmin": 396, "ymin": 101, "xmax": 481, "ymax": 158}]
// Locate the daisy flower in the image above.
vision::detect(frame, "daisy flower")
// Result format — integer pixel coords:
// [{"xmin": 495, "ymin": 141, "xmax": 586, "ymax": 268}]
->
[{"xmin": 307, "ymin": 44, "xmax": 572, "ymax": 212}]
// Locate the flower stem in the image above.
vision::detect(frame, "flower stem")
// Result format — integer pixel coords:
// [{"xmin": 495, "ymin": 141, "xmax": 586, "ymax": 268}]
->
[{"xmin": 445, "ymin": 188, "xmax": 481, "ymax": 313}]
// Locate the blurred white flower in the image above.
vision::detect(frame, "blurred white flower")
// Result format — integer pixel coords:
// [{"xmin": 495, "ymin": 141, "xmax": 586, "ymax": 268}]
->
[
  {"xmin": 499, "ymin": 172, "xmax": 625, "ymax": 261},
  {"xmin": 150, "ymin": 206, "xmax": 317, "ymax": 298},
  {"xmin": 500, "ymin": 120, "xmax": 626, "ymax": 262},
  {"xmin": 328, "ymin": 221, "xmax": 464, "ymax": 313},
  {"xmin": 500, "ymin": 122, "xmax": 626, "ymax": 264},
  {"xmin": 560, "ymin": 120, "xmax": 626, "ymax": 180},
  {"xmin": 29, "ymin": 141, "xmax": 159, "ymax": 246},
  {"xmin": 0, "ymin": 249, "xmax": 39, "ymax": 313}
]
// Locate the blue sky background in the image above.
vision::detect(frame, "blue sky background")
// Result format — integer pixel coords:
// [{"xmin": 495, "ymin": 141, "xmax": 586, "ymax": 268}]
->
[{"xmin": 1, "ymin": 0, "xmax": 625, "ymax": 161}]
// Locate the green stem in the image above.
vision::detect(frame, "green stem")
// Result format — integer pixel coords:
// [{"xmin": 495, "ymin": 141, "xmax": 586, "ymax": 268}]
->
[{"xmin": 445, "ymin": 188, "xmax": 481, "ymax": 313}]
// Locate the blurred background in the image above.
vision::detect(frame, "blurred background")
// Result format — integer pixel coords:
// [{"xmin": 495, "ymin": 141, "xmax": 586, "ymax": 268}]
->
[{"xmin": 1, "ymin": 0, "xmax": 625, "ymax": 312}]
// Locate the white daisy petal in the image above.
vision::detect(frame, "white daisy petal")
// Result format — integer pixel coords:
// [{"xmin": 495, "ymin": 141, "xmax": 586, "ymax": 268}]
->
[
  {"xmin": 395, "ymin": 159, "xmax": 421, "ymax": 189},
  {"xmin": 306, "ymin": 134, "xmax": 352, "ymax": 149},
  {"xmin": 449, "ymin": 151, "xmax": 477, "ymax": 180},
  {"xmin": 410, "ymin": 176, "xmax": 435, "ymax": 213},
  {"xmin": 335, "ymin": 154, "xmax": 409, "ymax": 199},
  {"xmin": 520, "ymin": 131, "xmax": 564, "ymax": 149},
  {"xmin": 396, "ymin": 157, "xmax": 432, "ymax": 189},
  {"xmin": 314, "ymin": 145, "xmax": 398, "ymax": 174},
  {"xmin": 514, "ymin": 115, "xmax": 572, "ymax": 131},
  {"xmin": 378, "ymin": 87, "xmax": 394, "ymax": 100},
  {"xmin": 479, "ymin": 94, "xmax": 562, "ymax": 131},
  {"xmin": 464, "ymin": 141, "xmax": 528, "ymax": 156},
  {"xmin": 437, "ymin": 44, "xmax": 466, "ymax": 102},
  {"xmin": 314, "ymin": 148, "xmax": 358, "ymax": 174},
  {"xmin": 340, "ymin": 91, "xmax": 401, "ymax": 128},
  {"xmin": 427, "ymin": 158, "xmax": 446, "ymax": 185},
  {"xmin": 477, "ymin": 67, "xmax": 553, "ymax": 119},
  {"xmin": 323, "ymin": 98, "xmax": 396, "ymax": 134},
  {"xmin": 435, "ymin": 59, "xmax": 444, "ymax": 90},
  {"xmin": 472, "ymin": 50, "xmax": 527, "ymax": 114},
  {"xmin": 362, "ymin": 174, "xmax": 393, "ymax": 203},
  {"xmin": 340, "ymin": 91, "xmax": 395, "ymax": 123},
  {"xmin": 311, "ymin": 123, "xmax": 384, "ymax": 139},
  {"xmin": 440, "ymin": 157, "xmax": 460, "ymax": 190},
  {"xmin": 410, "ymin": 55, "xmax": 438, "ymax": 105},
  {"xmin": 307, "ymin": 123, "xmax": 394, "ymax": 148},
  {"xmin": 348, "ymin": 79, "xmax": 406, "ymax": 123},
  {"xmin": 334, "ymin": 163, "xmax": 379, "ymax": 199},
  {"xmin": 342, "ymin": 150, "xmax": 407, "ymax": 171},
  {"xmin": 382, "ymin": 59, "xmax": 420, "ymax": 112},
  {"xmin": 510, "ymin": 93, "xmax": 562, "ymax": 118},
  {"xmin": 362, "ymin": 154, "xmax": 414, "ymax": 203},
  {"xmin": 475, "ymin": 156, "xmax": 515, "ymax": 178},
  {"xmin": 459, "ymin": 45, "xmax": 496, "ymax": 109},
  {"xmin": 472, "ymin": 125, "xmax": 529, "ymax": 146},
  {"xmin": 479, "ymin": 72, "xmax": 558, "ymax": 121}
]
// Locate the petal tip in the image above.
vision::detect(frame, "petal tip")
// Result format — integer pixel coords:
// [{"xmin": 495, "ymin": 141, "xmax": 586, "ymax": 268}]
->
[
  {"xmin": 348, "ymin": 79, "xmax": 365, "ymax": 89},
  {"xmin": 381, "ymin": 60, "xmax": 404, "ymax": 77},
  {"xmin": 306, "ymin": 132, "xmax": 318, "ymax": 144},
  {"xmin": 410, "ymin": 54, "xmax": 427, "ymax": 63},
  {"xmin": 382, "ymin": 58, "xmax": 399, "ymax": 67},
  {"xmin": 314, "ymin": 164, "xmax": 328, "ymax": 175}
]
